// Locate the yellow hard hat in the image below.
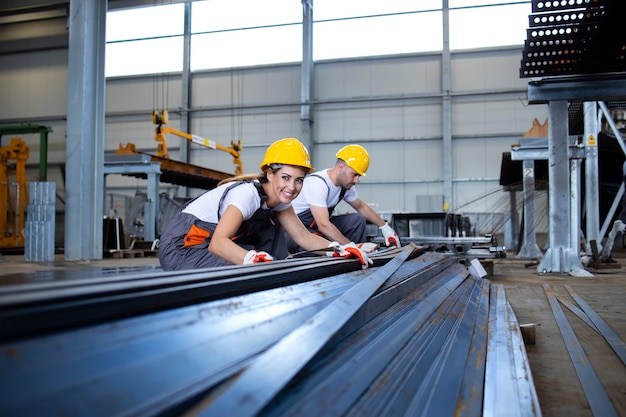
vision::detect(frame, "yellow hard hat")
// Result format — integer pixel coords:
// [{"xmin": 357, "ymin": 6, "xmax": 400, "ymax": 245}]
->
[
  {"xmin": 336, "ymin": 144, "xmax": 369, "ymax": 176},
  {"xmin": 260, "ymin": 138, "xmax": 313, "ymax": 173}
]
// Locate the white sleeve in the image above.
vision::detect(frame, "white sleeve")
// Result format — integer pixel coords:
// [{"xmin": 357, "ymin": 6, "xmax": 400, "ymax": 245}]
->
[
  {"xmin": 219, "ymin": 184, "xmax": 261, "ymax": 220},
  {"xmin": 302, "ymin": 176, "xmax": 330, "ymax": 207}
]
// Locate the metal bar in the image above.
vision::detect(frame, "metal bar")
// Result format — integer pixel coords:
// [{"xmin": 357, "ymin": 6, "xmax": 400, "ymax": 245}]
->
[
  {"xmin": 264, "ymin": 262, "xmax": 472, "ymax": 417},
  {"xmin": 457, "ymin": 277, "xmax": 490, "ymax": 417},
  {"xmin": 484, "ymin": 284, "xmax": 542, "ymax": 417},
  {"xmin": 368, "ymin": 270, "xmax": 479, "ymax": 416},
  {"xmin": 564, "ymin": 285, "xmax": 626, "ymax": 366},
  {"xmin": 0, "ymin": 249, "xmax": 538, "ymax": 417},
  {"xmin": 325, "ymin": 265, "xmax": 476, "ymax": 417},
  {"xmin": 527, "ymin": 76, "xmax": 626, "ymax": 104},
  {"xmin": 0, "ymin": 266, "xmax": 371, "ymax": 417},
  {"xmin": 194, "ymin": 247, "xmax": 413, "ymax": 417},
  {"xmin": 543, "ymin": 284, "xmax": 618, "ymax": 417},
  {"xmin": 407, "ymin": 277, "xmax": 490, "ymax": 417},
  {"xmin": 556, "ymin": 295, "xmax": 600, "ymax": 334},
  {"xmin": 0, "ymin": 257, "xmax": 367, "ymax": 342}
]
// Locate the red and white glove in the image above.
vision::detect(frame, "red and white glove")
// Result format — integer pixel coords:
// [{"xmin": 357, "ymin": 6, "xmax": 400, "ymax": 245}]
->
[
  {"xmin": 243, "ymin": 250, "xmax": 274, "ymax": 264},
  {"xmin": 326, "ymin": 242, "xmax": 373, "ymax": 269},
  {"xmin": 379, "ymin": 222, "xmax": 400, "ymax": 248},
  {"xmin": 356, "ymin": 242, "xmax": 378, "ymax": 253}
]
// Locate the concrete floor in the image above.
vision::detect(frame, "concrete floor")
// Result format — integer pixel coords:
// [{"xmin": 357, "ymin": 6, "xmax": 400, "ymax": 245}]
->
[{"xmin": 0, "ymin": 247, "xmax": 624, "ymax": 417}]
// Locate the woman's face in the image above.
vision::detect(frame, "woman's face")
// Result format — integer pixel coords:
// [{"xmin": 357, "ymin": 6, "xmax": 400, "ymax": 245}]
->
[{"xmin": 266, "ymin": 165, "xmax": 307, "ymax": 207}]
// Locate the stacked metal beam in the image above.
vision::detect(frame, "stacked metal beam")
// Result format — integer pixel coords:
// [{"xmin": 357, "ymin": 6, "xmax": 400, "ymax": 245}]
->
[
  {"xmin": 0, "ymin": 247, "xmax": 539, "ymax": 416},
  {"xmin": 520, "ymin": 0, "xmax": 626, "ymax": 78},
  {"xmin": 24, "ymin": 181, "xmax": 56, "ymax": 262}
]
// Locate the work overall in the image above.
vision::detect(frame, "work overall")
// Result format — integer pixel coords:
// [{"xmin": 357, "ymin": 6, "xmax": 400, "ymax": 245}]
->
[
  {"xmin": 158, "ymin": 181, "xmax": 288, "ymax": 271},
  {"xmin": 287, "ymin": 174, "xmax": 366, "ymax": 253}
]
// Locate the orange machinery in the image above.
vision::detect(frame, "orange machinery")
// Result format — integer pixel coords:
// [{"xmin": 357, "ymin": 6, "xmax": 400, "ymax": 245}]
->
[
  {"xmin": 116, "ymin": 110, "xmax": 243, "ymax": 176},
  {"xmin": 0, "ymin": 138, "xmax": 29, "ymax": 247}
]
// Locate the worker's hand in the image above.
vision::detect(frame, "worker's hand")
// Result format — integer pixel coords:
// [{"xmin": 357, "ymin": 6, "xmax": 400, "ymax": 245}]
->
[
  {"xmin": 379, "ymin": 222, "xmax": 400, "ymax": 248},
  {"xmin": 327, "ymin": 242, "xmax": 373, "ymax": 269},
  {"xmin": 243, "ymin": 250, "xmax": 274, "ymax": 264},
  {"xmin": 356, "ymin": 242, "xmax": 378, "ymax": 253}
]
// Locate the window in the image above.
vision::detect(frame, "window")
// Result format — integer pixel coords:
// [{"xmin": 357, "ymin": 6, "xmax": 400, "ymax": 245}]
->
[
  {"xmin": 313, "ymin": 0, "xmax": 443, "ymax": 60},
  {"xmin": 105, "ymin": 1, "xmax": 531, "ymax": 76},
  {"xmin": 191, "ymin": 0, "xmax": 302, "ymax": 70},
  {"xmin": 449, "ymin": 1, "xmax": 530, "ymax": 50},
  {"xmin": 105, "ymin": 4, "xmax": 184, "ymax": 77}
]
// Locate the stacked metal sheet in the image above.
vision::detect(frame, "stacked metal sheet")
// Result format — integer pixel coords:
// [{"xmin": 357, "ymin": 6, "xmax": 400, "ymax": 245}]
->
[
  {"xmin": 520, "ymin": 0, "xmax": 626, "ymax": 78},
  {"xmin": 24, "ymin": 181, "xmax": 56, "ymax": 262}
]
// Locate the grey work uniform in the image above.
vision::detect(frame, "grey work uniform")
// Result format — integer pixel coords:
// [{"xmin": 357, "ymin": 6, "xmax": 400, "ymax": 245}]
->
[
  {"xmin": 158, "ymin": 180, "xmax": 289, "ymax": 271},
  {"xmin": 286, "ymin": 169, "xmax": 366, "ymax": 253}
]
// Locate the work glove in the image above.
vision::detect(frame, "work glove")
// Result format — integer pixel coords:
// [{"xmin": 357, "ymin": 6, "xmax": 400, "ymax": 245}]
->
[
  {"xmin": 356, "ymin": 242, "xmax": 378, "ymax": 253},
  {"xmin": 327, "ymin": 242, "xmax": 373, "ymax": 269},
  {"xmin": 243, "ymin": 250, "xmax": 274, "ymax": 264},
  {"xmin": 379, "ymin": 222, "xmax": 400, "ymax": 248}
]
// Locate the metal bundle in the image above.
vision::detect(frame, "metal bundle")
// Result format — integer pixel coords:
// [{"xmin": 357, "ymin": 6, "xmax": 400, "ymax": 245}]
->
[
  {"xmin": 0, "ymin": 246, "xmax": 539, "ymax": 417},
  {"xmin": 520, "ymin": 0, "xmax": 626, "ymax": 78}
]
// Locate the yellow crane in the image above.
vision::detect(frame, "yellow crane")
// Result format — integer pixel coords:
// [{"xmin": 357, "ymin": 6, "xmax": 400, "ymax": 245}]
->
[
  {"xmin": 0, "ymin": 138, "xmax": 29, "ymax": 247},
  {"xmin": 151, "ymin": 110, "xmax": 243, "ymax": 175}
]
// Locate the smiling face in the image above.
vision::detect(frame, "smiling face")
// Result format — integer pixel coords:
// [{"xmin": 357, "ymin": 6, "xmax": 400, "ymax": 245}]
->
[{"xmin": 264, "ymin": 165, "xmax": 307, "ymax": 207}]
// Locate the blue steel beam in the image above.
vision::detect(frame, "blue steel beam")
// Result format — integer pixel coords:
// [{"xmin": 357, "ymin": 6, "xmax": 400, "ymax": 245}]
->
[
  {"xmin": 543, "ymin": 284, "xmax": 618, "ymax": 417},
  {"xmin": 565, "ymin": 285, "xmax": 626, "ymax": 367},
  {"xmin": 0, "ymin": 249, "xmax": 537, "ymax": 417},
  {"xmin": 195, "ymin": 247, "xmax": 413, "ymax": 417},
  {"xmin": 484, "ymin": 284, "xmax": 542, "ymax": 417},
  {"xmin": 0, "ymin": 257, "xmax": 369, "ymax": 341},
  {"xmin": 262, "ymin": 263, "xmax": 474, "ymax": 417}
]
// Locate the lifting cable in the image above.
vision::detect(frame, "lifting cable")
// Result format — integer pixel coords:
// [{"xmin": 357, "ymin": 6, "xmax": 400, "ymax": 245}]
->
[{"xmin": 230, "ymin": 68, "xmax": 245, "ymax": 150}]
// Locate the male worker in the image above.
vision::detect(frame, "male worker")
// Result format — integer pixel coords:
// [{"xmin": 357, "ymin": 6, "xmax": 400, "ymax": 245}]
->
[{"xmin": 286, "ymin": 144, "xmax": 400, "ymax": 253}]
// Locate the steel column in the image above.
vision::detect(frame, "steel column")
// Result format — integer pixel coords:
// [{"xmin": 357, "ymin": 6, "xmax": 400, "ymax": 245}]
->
[
  {"xmin": 537, "ymin": 101, "xmax": 583, "ymax": 273},
  {"xmin": 442, "ymin": 0, "xmax": 452, "ymax": 212},
  {"xmin": 65, "ymin": 0, "xmax": 107, "ymax": 260},
  {"xmin": 518, "ymin": 159, "xmax": 544, "ymax": 259},
  {"xmin": 179, "ymin": 0, "xmax": 192, "ymax": 197},
  {"xmin": 300, "ymin": 0, "xmax": 313, "ymax": 155},
  {"xmin": 583, "ymin": 102, "xmax": 600, "ymax": 251}
]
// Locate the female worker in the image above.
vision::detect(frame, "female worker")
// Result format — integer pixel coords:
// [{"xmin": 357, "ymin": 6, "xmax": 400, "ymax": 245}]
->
[{"xmin": 158, "ymin": 138, "xmax": 372, "ymax": 271}]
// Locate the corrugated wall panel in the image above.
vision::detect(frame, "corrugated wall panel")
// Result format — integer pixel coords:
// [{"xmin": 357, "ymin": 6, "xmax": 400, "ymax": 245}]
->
[{"xmin": 1, "ymin": 46, "xmax": 549, "ymax": 216}]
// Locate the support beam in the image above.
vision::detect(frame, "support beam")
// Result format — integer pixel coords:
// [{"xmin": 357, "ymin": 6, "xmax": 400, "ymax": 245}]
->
[
  {"xmin": 65, "ymin": 0, "xmax": 106, "ymax": 260},
  {"xmin": 538, "ymin": 101, "xmax": 583, "ymax": 273},
  {"xmin": 517, "ymin": 159, "xmax": 544, "ymax": 259},
  {"xmin": 178, "ymin": 0, "xmax": 192, "ymax": 198},
  {"xmin": 441, "ymin": 0, "xmax": 452, "ymax": 212},
  {"xmin": 583, "ymin": 102, "xmax": 600, "ymax": 252},
  {"xmin": 300, "ymin": 0, "xmax": 314, "ymax": 155}
]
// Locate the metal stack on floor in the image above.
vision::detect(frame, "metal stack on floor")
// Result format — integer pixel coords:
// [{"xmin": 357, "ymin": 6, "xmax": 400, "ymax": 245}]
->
[
  {"xmin": 0, "ymin": 246, "xmax": 539, "ymax": 417},
  {"xmin": 24, "ymin": 181, "xmax": 55, "ymax": 262}
]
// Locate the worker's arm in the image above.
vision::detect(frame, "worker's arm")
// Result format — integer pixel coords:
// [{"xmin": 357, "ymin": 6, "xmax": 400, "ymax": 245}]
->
[
  {"xmin": 349, "ymin": 198, "xmax": 400, "ymax": 247},
  {"xmin": 279, "ymin": 207, "xmax": 372, "ymax": 267},
  {"xmin": 348, "ymin": 198, "xmax": 386, "ymax": 227},
  {"xmin": 278, "ymin": 206, "xmax": 333, "ymax": 250},
  {"xmin": 308, "ymin": 204, "xmax": 353, "ymax": 245},
  {"xmin": 207, "ymin": 205, "xmax": 256, "ymax": 264}
]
